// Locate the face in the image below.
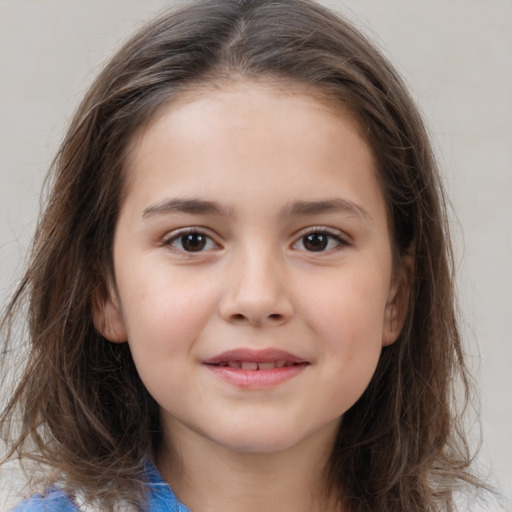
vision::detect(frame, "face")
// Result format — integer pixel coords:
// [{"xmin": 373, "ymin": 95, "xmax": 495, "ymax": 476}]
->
[{"xmin": 95, "ymin": 81, "xmax": 405, "ymax": 457}]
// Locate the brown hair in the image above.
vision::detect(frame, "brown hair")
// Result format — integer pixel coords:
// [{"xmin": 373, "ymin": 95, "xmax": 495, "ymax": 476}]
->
[{"xmin": 1, "ymin": 0, "xmax": 483, "ymax": 510}]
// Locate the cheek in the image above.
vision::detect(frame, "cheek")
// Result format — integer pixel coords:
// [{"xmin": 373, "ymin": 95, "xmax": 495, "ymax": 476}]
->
[
  {"xmin": 116, "ymin": 262, "xmax": 220, "ymax": 356},
  {"xmin": 301, "ymin": 264, "xmax": 390, "ymax": 346},
  {"xmin": 297, "ymin": 264, "xmax": 389, "ymax": 404},
  {"xmin": 118, "ymin": 272, "xmax": 221, "ymax": 403}
]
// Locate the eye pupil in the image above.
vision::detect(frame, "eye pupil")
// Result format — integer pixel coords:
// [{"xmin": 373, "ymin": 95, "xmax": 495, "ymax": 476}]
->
[
  {"xmin": 181, "ymin": 233, "xmax": 206, "ymax": 252},
  {"xmin": 304, "ymin": 233, "xmax": 328, "ymax": 251}
]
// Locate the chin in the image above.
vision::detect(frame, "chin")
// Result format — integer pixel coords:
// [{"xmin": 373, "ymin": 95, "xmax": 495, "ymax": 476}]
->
[
  {"xmin": 207, "ymin": 419, "xmax": 335, "ymax": 456},
  {"xmin": 219, "ymin": 435, "xmax": 300, "ymax": 455}
]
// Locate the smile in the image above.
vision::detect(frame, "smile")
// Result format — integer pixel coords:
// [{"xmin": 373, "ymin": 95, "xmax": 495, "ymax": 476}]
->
[
  {"xmin": 208, "ymin": 360, "xmax": 301, "ymax": 370},
  {"xmin": 203, "ymin": 348, "xmax": 309, "ymax": 388}
]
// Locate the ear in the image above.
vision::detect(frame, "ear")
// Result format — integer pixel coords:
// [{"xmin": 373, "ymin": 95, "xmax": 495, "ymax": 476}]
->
[
  {"xmin": 92, "ymin": 279, "xmax": 128, "ymax": 343},
  {"xmin": 382, "ymin": 254, "xmax": 414, "ymax": 347}
]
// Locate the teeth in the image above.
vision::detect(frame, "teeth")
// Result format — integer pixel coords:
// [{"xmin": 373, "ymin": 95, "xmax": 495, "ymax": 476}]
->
[
  {"xmin": 241, "ymin": 361, "xmax": 258, "ymax": 371},
  {"xmin": 218, "ymin": 360, "xmax": 300, "ymax": 370}
]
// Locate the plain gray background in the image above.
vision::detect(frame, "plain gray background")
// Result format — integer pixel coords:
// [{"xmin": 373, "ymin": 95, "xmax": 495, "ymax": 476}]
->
[{"xmin": 1, "ymin": 0, "xmax": 511, "ymax": 508}]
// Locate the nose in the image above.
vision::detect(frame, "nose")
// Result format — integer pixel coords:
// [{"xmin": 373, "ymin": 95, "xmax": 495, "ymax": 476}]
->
[{"xmin": 219, "ymin": 247, "xmax": 294, "ymax": 327}]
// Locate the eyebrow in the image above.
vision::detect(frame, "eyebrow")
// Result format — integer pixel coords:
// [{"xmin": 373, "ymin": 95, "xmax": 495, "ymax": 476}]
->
[
  {"xmin": 142, "ymin": 197, "xmax": 371, "ymax": 222},
  {"xmin": 142, "ymin": 198, "xmax": 234, "ymax": 219},
  {"xmin": 280, "ymin": 198, "xmax": 372, "ymax": 223}
]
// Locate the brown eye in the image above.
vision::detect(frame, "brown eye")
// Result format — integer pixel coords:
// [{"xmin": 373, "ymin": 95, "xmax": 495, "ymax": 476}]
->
[
  {"xmin": 180, "ymin": 233, "xmax": 207, "ymax": 252},
  {"xmin": 293, "ymin": 230, "xmax": 347, "ymax": 253},
  {"xmin": 303, "ymin": 233, "xmax": 329, "ymax": 252},
  {"xmin": 165, "ymin": 231, "xmax": 217, "ymax": 252}
]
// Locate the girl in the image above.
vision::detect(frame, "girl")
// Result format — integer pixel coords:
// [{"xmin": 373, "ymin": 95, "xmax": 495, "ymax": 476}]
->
[{"xmin": 0, "ymin": 0, "xmax": 493, "ymax": 510}]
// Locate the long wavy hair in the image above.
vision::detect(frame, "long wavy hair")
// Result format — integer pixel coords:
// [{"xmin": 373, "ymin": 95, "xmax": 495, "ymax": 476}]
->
[{"xmin": 1, "ymin": 0, "xmax": 483, "ymax": 510}]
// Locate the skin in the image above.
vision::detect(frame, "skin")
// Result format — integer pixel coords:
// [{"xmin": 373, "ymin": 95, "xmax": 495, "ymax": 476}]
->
[{"xmin": 94, "ymin": 81, "xmax": 408, "ymax": 512}]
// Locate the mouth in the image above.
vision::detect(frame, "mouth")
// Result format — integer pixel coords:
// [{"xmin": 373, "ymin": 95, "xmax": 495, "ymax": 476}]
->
[
  {"xmin": 206, "ymin": 360, "xmax": 304, "ymax": 370},
  {"xmin": 203, "ymin": 348, "xmax": 309, "ymax": 368},
  {"xmin": 203, "ymin": 348, "xmax": 309, "ymax": 388}
]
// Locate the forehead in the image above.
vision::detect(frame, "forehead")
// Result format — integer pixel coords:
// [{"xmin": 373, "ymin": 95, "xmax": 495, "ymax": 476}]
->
[
  {"xmin": 126, "ymin": 77, "xmax": 370, "ymax": 167},
  {"xmin": 120, "ymin": 79, "xmax": 385, "ymax": 226}
]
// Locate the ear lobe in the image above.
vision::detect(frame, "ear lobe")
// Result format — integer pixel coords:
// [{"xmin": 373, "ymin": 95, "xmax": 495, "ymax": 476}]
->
[
  {"xmin": 382, "ymin": 302, "xmax": 402, "ymax": 346},
  {"xmin": 92, "ymin": 283, "xmax": 128, "ymax": 343},
  {"xmin": 382, "ymin": 254, "xmax": 414, "ymax": 347}
]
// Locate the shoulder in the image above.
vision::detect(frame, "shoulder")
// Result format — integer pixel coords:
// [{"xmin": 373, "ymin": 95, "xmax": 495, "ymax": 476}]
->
[
  {"xmin": 10, "ymin": 488, "xmax": 78, "ymax": 512},
  {"xmin": 9, "ymin": 462, "xmax": 190, "ymax": 512},
  {"xmin": 145, "ymin": 462, "xmax": 191, "ymax": 512}
]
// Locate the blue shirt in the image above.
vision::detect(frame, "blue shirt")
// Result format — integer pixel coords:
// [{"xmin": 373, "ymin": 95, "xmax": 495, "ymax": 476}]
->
[{"xmin": 11, "ymin": 462, "xmax": 191, "ymax": 512}]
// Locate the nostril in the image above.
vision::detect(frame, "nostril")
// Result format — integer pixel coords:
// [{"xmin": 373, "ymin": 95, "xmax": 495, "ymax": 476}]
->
[{"xmin": 229, "ymin": 312, "xmax": 284, "ymax": 323}]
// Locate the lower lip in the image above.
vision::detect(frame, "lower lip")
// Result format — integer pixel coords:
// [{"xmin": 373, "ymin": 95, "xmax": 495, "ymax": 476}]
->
[{"xmin": 204, "ymin": 364, "xmax": 308, "ymax": 389}]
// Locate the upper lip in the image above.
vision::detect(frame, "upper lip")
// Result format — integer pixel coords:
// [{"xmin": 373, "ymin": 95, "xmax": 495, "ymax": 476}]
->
[{"xmin": 203, "ymin": 348, "xmax": 308, "ymax": 365}]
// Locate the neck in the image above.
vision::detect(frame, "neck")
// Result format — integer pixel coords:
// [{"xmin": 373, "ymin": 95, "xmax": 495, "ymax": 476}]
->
[{"xmin": 156, "ymin": 420, "xmax": 341, "ymax": 512}]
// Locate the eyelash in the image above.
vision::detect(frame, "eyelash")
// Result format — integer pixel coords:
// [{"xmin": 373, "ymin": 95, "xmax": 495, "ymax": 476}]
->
[
  {"xmin": 161, "ymin": 227, "xmax": 349, "ymax": 254},
  {"xmin": 162, "ymin": 228, "xmax": 219, "ymax": 253},
  {"xmin": 292, "ymin": 227, "xmax": 349, "ymax": 253}
]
